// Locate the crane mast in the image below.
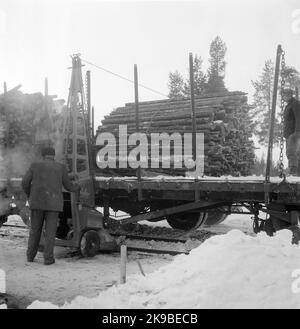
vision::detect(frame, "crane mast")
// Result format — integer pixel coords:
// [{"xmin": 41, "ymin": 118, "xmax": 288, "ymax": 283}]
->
[{"xmin": 62, "ymin": 54, "xmax": 95, "ymax": 207}]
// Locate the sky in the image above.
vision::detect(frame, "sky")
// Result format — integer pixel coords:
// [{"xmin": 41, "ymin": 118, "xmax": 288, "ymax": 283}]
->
[{"xmin": 0, "ymin": 0, "xmax": 299, "ymax": 131}]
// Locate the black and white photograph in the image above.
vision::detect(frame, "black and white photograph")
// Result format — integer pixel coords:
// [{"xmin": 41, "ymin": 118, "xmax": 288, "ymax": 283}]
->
[{"xmin": 0, "ymin": 0, "xmax": 300, "ymax": 315}]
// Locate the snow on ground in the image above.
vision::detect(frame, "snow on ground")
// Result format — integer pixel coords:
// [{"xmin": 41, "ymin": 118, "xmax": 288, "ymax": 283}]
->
[
  {"xmin": 3, "ymin": 214, "xmax": 300, "ymax": 309},
  {"xmin": 203, "ymin": 214, "xmax": 254, "ymax": 235},
  {"xmin": 28, "ymin": 229, "xmax": 300, "ymax": 309},
  {"xmin": 0, "ymin": 217, "xmax": 172, "ymax": 308},
  {"xmin": 1, "ymin": 238, "xmax": 171, "ymax": 308},
  {"xmin": 139, "ymin": 213, "xmax": 254, "ymax": 235}
]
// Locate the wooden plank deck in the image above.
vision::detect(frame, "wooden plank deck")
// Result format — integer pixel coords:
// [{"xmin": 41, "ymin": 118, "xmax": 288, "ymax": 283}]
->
[
  {"xmin": 95, "ymin": 176, "xmax": 300, "ymax": 195},
  {"xmin": 2, "ymin": 176, "xmax": 300, "ymax": 204}
]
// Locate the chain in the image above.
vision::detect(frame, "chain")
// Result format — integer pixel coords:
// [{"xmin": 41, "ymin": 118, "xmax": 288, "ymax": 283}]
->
[{"xmin": 279, "ymin": 50, "xmax": 286, "ymax": 178}]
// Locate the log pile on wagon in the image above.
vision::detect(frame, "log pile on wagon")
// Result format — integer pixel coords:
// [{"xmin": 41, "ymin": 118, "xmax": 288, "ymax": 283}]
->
[{"xmin": 96, "ymin": 91, "xmax": 255, "ymax": 177}]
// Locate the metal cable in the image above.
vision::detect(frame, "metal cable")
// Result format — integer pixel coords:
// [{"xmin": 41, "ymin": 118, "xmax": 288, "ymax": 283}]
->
[{"xmin": 81, "ymin": 58, "xmax": 169, "ymax": 98}]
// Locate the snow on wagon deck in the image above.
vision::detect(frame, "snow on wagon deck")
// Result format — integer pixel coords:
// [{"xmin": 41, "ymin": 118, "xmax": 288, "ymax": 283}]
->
[{"xmin": 95, "ymin": 175, "xmax": 300, "ymax": 195}]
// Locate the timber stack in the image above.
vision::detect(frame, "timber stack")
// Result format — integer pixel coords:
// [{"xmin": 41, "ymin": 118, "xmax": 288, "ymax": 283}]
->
[
  {"xmin": 96, "ymin": 91, "xmax": 255, "ymax": 177},
  {"xmin": 0, "ymin": 88, "xmax": 64, "ymax": 148},
  {"xmin": 0, "ymin": 88, "xmax": 64, "ymax": 177}
]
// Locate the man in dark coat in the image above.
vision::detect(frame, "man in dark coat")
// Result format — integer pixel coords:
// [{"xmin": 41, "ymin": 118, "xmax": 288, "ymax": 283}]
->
[
  {"xmin": 22, "ymin": 147, "xmax": 79, "ymax": 265},
  {"xmin": 283, "ymin": 91, "xmax": 300, "ymax": 175}
]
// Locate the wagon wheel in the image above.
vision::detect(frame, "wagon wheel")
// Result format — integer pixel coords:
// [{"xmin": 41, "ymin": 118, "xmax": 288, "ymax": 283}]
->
[
  {"xmin": 204, "ymin": 207, "xmax": 228, "ymax": 226},
  {"xmin": 166, "ymin": 212, "xmax": 208, "ymax": 231},
  {"xmin": 79, "ymin": 230, "xmax": 100, "ymax": 257}
]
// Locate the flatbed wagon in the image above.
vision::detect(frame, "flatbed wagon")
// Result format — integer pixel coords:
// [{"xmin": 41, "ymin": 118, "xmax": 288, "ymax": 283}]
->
[
  {"xmin": 92, "ymin": 45, "xmax": 300, "ymax": 235},
  {"xmin": 3, "ymin": 173, "xmax": 300, "ymax": 245},
  {"xmin": 95, "ymin": 175, "xmax": 300, "ymax": 232}
]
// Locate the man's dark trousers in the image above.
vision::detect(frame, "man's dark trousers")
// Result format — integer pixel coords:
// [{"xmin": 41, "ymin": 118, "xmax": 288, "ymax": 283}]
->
[{"xmin": 27, "ymin": 210, "xmax": 59, "ymax": 263}]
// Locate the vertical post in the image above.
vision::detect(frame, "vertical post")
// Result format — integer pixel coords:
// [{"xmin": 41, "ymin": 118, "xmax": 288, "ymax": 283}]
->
[
  {"xmin": 3, "ymin": 82, "xmax": 9, "ymax": 148},
  {"xmin": 92, "ymin": 106, "xmax": 95, "ymax": 142},
  {"xmin": 134, "ymin": 65, "xmax": 140, "ymax": 137},
  {"xmin": 85, "ymin": 70, "xmax": 95, "ymax": 180},
  {"xmin": 134, "ymin": 64, "xmax": 142, "ymax": 199},
  {"xmin": 86, "ymin": 70, "xmax": 91, "ymax": 139},
  {"xmin": 120, "ymin": 245, "xmax": 127, "ymax": 284},
  {"xmin": 189, "ymin": 53, "xmax": 197, "ymax": 163},
  {"xmin": 189, "ymin": 53, "xmax": 200, "ymax": 198},
  {"xmin": 265, "ymin": 45, "xmax": 282, "ymax": 183},
  {"xmin": 44, "ymin": 77, "xmax": 50, "ymax": 146},
  {"xmin": 44, "ymin": 77, "xmax": 48, "ymax": 97}
]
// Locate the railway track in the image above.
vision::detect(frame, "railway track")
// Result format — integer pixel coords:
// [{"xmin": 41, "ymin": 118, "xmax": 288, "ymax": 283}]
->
[
  {"xmin": 0, "ymin": 223, "xmax": 214, "ymax": 255},
  {"xmin": 0, "ymin": 224, "xmax": 29, "ymax": 239}
]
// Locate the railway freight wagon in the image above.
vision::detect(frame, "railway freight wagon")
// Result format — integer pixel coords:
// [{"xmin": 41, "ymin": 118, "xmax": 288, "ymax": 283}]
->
[
  {"xmin": 92, "ymin": 45, "xmax": 300, "ymax": 237},
  {"xmin": 93, "ymin": 91, "xmax": 256, "ymax": 228}
]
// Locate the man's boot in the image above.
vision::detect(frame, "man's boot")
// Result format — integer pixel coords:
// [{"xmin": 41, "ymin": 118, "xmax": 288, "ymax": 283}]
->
[
  {"xmin": 44, "ymin": 259, "xmax": 55, "ymax": 265},
  {"xmin": 289, "ymin": 225, "xmax": 300, "ymax": 244}
]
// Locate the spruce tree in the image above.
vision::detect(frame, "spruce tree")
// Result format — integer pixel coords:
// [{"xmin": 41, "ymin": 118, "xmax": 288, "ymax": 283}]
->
[
  {"xmin": 206, "ymin": 36, "xmax": 228, "ymax": 93},
  {"xmin": 251, "ymin": 62, "xmax": 300, "ymax": 146},
  {"xmin": 167, "ymin": 70, "xmax": 185, "ymax": 99},
  {"xmin": 281, "ymin": 66, "xmax": 300, "ymax": 95},
  {"xmin": 183, "ymin": 55, "xmax": 207, "ymax": 97},
  {"xmin": 250, "ymin": 60, "xmax": 281, "ymax": 145}
]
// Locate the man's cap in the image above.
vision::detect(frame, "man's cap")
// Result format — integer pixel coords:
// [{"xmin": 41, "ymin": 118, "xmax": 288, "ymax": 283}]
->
[{"xmin": 41, "ymin": 146, "xmax": 55, "ymax": 157}]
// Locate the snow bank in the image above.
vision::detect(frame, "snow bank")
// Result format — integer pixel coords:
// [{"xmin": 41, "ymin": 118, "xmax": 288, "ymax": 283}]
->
[
  {"xmin": 0, "ymin": 268, "xmax": 6, "ymax": 309},
  {"xmin": 28, "ymin": 229, "xmax": 300, "ymax": 309}
]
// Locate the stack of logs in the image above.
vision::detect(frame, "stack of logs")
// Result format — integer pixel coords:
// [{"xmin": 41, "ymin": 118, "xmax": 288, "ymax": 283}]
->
[
  {"xmin": 0, "ymin": 87, "xmax": 64, "ymax": 148},
  {"xmin": 96, "ymin": 91, "xmax": 255, "ymax": 177},
  {"xmin": 0, "ymin": 87, "xmax": 65, "ymax": 178}
]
